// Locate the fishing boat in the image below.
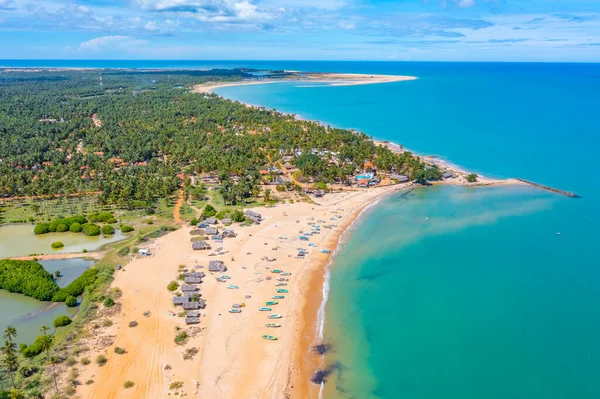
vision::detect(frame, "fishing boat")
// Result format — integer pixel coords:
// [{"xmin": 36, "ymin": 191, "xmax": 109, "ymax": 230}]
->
[
  {"xmin": 277, "ymin": 277, "xmax": 288, "ymax": 281},
  {"xmin": 308, "ymin": 243, "xmax": 316, "ymax": 247},
  {"xmin": 275, "ymin": 282, "xmax": 287, "ymax": 286},
  {"xmin": 265, "ymin": 301, "xmax": 279, "ymax": 306},
  {"xmin": 281, "ymin": 272, "xmax": 292, "ymax": 276},
  {"xmin": 216, "ymin": 277, "xmax": 226, "ymax": 282},
  {"xmin": 228, "ymin": 309, "xmax": 241, "ymax": 313},
  {"xmin": 276, "ymin": 289, "xmax": 288, "ymax": 293},
  {"xmin": 227, "ymin": 285, "xmax": 239, "ymax": 289},
  {"xmin": 271, "ymin": 269, "xmax": 282, "ymax": 273},
  {"xmin": 265, "ymin": 323, "xmax": 281, "ymax": 328},
  {"xmin": 220, "ymin": 275, "xmax": 231, "ymax": 279},
  {"xmin": 262, "ymin": 335, "xmax": 278, "ymax": 340},
  {"xmin": 259, "ymin": 307, "xmax": 272, "ymax": 311},
  {"xmin": 272, "ymin": 295, "xmax": 285, "ymax": 299},
  {"xmin": 269, "ymin": 314, "xmax": 282, "ymax": 319},
  {"xmin": 321, "ymin": 249, "xmax": 331, "ymax": 254},
  {"xmin": 299, "ymin": 236, "xmax": 309, "ymax": 241}
]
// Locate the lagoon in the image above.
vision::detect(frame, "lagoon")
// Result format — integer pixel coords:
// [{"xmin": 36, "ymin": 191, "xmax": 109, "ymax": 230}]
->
[
  {"xmin": 0, "ymin": 258, "xmax": 94, "ymax": 344},
  {"xmin": 0, "ymin": 223, "xmax": 126, "ymax": 258}
]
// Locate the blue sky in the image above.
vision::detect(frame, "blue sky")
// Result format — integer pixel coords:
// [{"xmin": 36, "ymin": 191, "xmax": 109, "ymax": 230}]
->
[{"xmin": 0, "ymin": 0, "xmax": 599, "ymax": 61}]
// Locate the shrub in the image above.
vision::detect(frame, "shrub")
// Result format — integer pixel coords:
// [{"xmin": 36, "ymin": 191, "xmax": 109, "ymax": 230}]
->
[
  {"xmin": 103, "ymin": 297, "xmax": 115, "ymax": 307},
  {"xmin": 174, "ymin": 332, "xmax": 188, "ymax": 345},
  {"xmin": 96, "ymin": 355, "xmax": 107, "ymax": 366},
  {"xmin": 167, "ymin": 281, "xmax": 179, "ymax": 292},
  {"xmin": 19, "ymin": 343, "xmax": 27, "ymax": 352},
  {"xmin": 121, "ymin": 225, "xmax": 135, "ymax": 233},
  {"xmin": 69, "ymin": 222, "xmax": 83, "ymax": 233},
  {"xmin": 65, "ymin": 296, "xmax": 77, "ymax": 307},
  {"xmin": 231, "ymin": 209, "xmax": 245, "ymax": 222},
  {"xmin": 88, "ymin": 212, "xmax": 115, "ymax": 223},
  {"xmin": 82, "ymin": 223, "xmax": 100, "ymax": 236},
  {"xmin": 102, "ymin": 319, "xmax": 113, "ymax": 327},
  {"xmin": 466, "ymin": 173, "xmax": 478, "ymax": 183},
  {"xmin": 51, "ymin": 241, "xmax": 64, "ymax": 249},
  {"xmin": 101, "ymin": 225, "xmax": 115, "ymax": 235},
  {"xmin": 128, "ymin": 321, "xmax": 138, "ymax": 328},
  {"xmin": 21, "ymin": 336, "xmax": 46, "ymax": 358},
  {"xmin": 114, "ymin": 347, "xmax": 126, "ymax": 355},
  {"xmin": 52, "ymin": 268, "xmax": 100, "ymax": 302},
  {"xmin": 82, "ymin": 249, "xmax": 87, "ymax": 253},
  {"xmin": 85, "ymin": 379, "xmax": 94, "ymax": 385},
  {"xmin": 124, "ymin": 381, "xmax": 135, "ymax": 389},
  {"xmin": 201, "ymin": 204, "xmax": 217, "ymax": 219},
  {"xmin": 146, "ymin": 219, "xmax": 154, "ymax": 224},
  {"xmin": 117, "ymin": 246, "xmax": 130, "ymax": 256},
  {"xmin": 106, "ymin": 217, "xmax": 118, "ymax": 224},
  {"xmin": 54, "ymin": 315, "xmax": 72, "ymax": 328},
  {"xmin": 55, "ymin": 223, "xmax": 68, "ymax": 233},
  {"xmin": 34, "ymin": 223, "xmax": 50, "ymax": 235},
  {"xmin": 81, "ymin": 358, "xmax": 91, "ymax": 365},
  {"xmin": 190, "ymin": 218, "xmax": 198, "ymax": 226}
]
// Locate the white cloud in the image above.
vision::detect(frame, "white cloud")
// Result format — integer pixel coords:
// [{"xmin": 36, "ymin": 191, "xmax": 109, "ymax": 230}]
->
[
  {"xmin": 457, "ymin": 0, "xmax": 475, "ymax": 8},
  {"xmin": 0, "ymin": 0, "xmax": 14, "ymax": 10},
  {"xmin": 78, "ymin": 35, "xmax": 146, "ymax": 51},
  {"xmin": 338, "ymin": 21, "xmax": 356, "ymax": 30}
]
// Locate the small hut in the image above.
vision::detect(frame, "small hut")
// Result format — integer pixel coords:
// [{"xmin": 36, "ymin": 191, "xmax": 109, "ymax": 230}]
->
[
  {"xmin": 184, "ymin": 271, "xmax": 206, "ymax": 278},
  {"xmin": 205, "ymin": 226, "xmax": 219, "ymax": 235},
  {"xmin": 181, "ymin": 285, "xmax": 199, "ymax": 292},
  {"xmin": 391, "ymin": 174, "xmax": 410, "ymax": 183},
  {"xmin": 185, "ymin": 317, "xmax": 200, "ymax": 325},
  {"xmin": 173, "ymin": 296, "xmax": 187, "ymax": 306},
  {"xmin": 245, "ymin": 210, "xmax": 262, "ymax": 224},
  {"xmin": 222, "ymin": 218, "xmax": 232, "ymax": 225},
  {"xmin": 192, "ymin": 240, "xmax": 211, "ymax": 250},
  {"xmin": 187, "ymin": 311, "xmax": 200, "ymax": 317},
  {"xmin": 442, "ymin": 172, "xmax": 453, "ymax": 179},
  {"xmin": 222, "ymin": 229, "xmax": 236, "ymax": 238},
  {"xmin": 183, "ymin": 302, "xmax": 200, "ymax": 310},
  {"xmin": 204, "ymin": 216, "xmax": 218, "ymax": 224},
  {"xmin": 208, "ymin": 260, "xmax": 226, "ymax": 272},
  {"xmin": 184, "ymin": 277, "xmax": 202, "ymax": 284}
]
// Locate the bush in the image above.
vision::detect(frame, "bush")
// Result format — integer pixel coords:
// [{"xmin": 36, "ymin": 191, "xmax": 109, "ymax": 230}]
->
[
  {"xmin": 21, "ymin": 336, "xmax": 46, "ymax": 358},
  {"xmin": 82, "ymin": 223, "xmax": 100, "ymax": 236},
  {"xmin": 82, "ymin": 249, "xmax": 88, "ymax": 253},
  {"xmin": 466, "ymin": 173, "xmax": 478, "ymax": 183},
  {"xmin": 54, "ymin": 315, "xmax": 72, "ymax": 328},
  {"xmin": 146, "ymin": 219, "xmax": 154, "ymax": 225},
  {"xmin": 88, "ymin": 212, "xmax": 115, "ymax": 223},
  {"xmin": 51, "ymin": 241, "xmax": 64, "ymax": 249},
  {"xmin": 124, "ymin": 381, "xmax": 135, "ymax": 389},
  {"xmin": 189, "ymin": 218, "xmax": 198, "ymax": 226},
  {"xmin": 65, "ymin": 296, "xmax": 77, "ymax": 307},
  {"xmin": 174, "ymin": 332, "xmax": 188, "ymax": 345},
  {"xmin": 114, "ymin": 347, "xmax": 126, "ymax": 355},
  {"xmin": 34, "ymin": 223, "xmax": 50, "ymax": 235},
  {"xmin": 101, "ymin": 225, "xmax": 115, "ymax": 235},
  {"xmin": 69, "ymin": 222, "xmax": 83, "ymax": 233},
  {"xmin": 102, "ymin": 319, "xmax": 113, "ymax": 327},
  {"xmin": 121, "ymin": 225, "xmax": 135, "ymax": 233},
  {"xmin": 200, "ymin": 204, "xmax": 217, "ymax": 219},
  {"xmin": 103, "ymin": 297, "xmax": 115, "ymax": 307},
  {"xmin": 96, "ymin": 355, "xmax": 107, "ymax": 366},
  {"xmin": 128, "ymin": 321, "xmax": 138, "ymax": 328},
  {"xmin": 167, "ymin": 281, "xmax": 179, "ymax": 292},
  {"xmin": 81, "ymin": 358, "xmax": 91, "ymax": 365},
  {"xmin": 117, "ymin": 246, "xmax": 130, "ymax": 257},
  {"xmin": 231, "ymin": 209, "xmax": 245, "ymax": 223},
  {"xmin": 55, "ymin": 223, "xmax": 68, "ymax": 233}
]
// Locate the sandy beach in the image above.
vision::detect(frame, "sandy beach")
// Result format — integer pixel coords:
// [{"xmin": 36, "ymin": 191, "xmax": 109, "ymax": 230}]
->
[
  {"xmin": 192, "ymin": 72, "xmax": 417, "ymax": 93},
  {"xmin": 76, "ymin": 185, "xmax": 403, "ymax": 399}
]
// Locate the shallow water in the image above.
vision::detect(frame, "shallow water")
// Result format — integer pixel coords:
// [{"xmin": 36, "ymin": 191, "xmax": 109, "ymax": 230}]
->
[
  {"xmin": 0, "ymin": 223, "xmax": 126, "ymax": 258},
  {"xmin": 0, "ymin": 258, "xmax": 94, "ymax": 344}
]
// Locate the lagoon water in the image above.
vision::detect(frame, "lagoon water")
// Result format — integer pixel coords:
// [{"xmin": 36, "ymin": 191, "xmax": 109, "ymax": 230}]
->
[
  {"xmin": 0, "ymin": 258, "xmax": 94, "ymax": 344},
  {"xmin": 215, "ymin": 63, "xmax": 600, "ymax": 399}
]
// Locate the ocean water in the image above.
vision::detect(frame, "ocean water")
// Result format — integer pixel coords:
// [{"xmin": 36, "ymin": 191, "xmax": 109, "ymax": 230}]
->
[
  {"xmin": 214, "ymin": 62, "xmax": 600, "ymax": 399},
  {"xmin": 3, "ymin": 61, "xmax": 600, "ymax": 397}
]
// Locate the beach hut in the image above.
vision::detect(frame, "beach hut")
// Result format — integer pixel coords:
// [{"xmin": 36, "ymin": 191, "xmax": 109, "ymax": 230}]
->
[
  {"xmin": 314, "ymin": 190, "xmax": 324, "ymax": 198},
  {"xmin": 184, "ymin": 272, "xmax": 206, "ymax": 278},
  {"xmin": 192, "ymin": 240, "xmax": 211, "ymax": 251},
  {"xmin": 173, "ymin": 296, "xmax": 187, "ymax": 306},
  {"xmin": 442, "ymin": 172, "xmax": 453, "ymax": 179},
  {"xmin": 208, "ymin": 260, "xmax": 226, "ymax": 272},
  {"xmin": 222, "ymin": 229, "xmax": 236, "ymax": 238},
  {"xmin": 185, "ymin": 317, "xmax": 200, "ymax": 325},
  {"xmin": 181, "ymin": 285, "xmax": 199, "ymax": 292},
  {"xmin": 357, "ymin": 178, "xmax": 370, "ymax": 188},
  {"xmin": 222, "ymin": 218, "xmax": 232, "ymax": 225},
  {"xmin": 204, "ymin": 216, "xmax": 218, "ymax": 224},
  {"xmin": 391, "ymin": 174, "xmax": 410, "ymax": 183},
  {"xmin": 205, "ymin": 226, "xmax": 219, "ymax": 235},
  {"xmin": 245, "ymin": 210, "xmax": 263, "ymax": 224},
  {"xmin": 183, "ymin": 302, "xmax": 199, "ymax": 310},
  {"xmin": 184, "ymin": 277, "xmax": 202, "ymax": 284},
  {"xmin": 187, "ymin": 311, "xmax": 200, "ymax": 317}
]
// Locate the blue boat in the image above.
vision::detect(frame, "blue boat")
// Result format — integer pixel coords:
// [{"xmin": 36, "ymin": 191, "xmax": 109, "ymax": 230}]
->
[{"xmin": 321, "ymin": 249, "xmax": 331, "ymax": 254}]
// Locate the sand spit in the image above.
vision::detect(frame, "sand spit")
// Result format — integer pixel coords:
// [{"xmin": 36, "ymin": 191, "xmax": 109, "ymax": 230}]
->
[
  {"xmin": 76, "ymin": 186, "xmax": 400, "ymax": 399},
  {"xmin": 192, "ymin": 72, "xmax": 417, "ymax": 93}
]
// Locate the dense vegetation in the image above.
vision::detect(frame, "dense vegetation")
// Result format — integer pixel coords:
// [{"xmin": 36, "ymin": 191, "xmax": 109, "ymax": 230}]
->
[
  {"xmin": 51, "ymin": 268, "xmax": 99, "ymax": 302},
  {"xmin": 1, "ymin": 68, "xmax": 440, "ymax": 209},
  {"xmin": 0, "ymin": 260, "xmax": 58, "ymax": 301}
]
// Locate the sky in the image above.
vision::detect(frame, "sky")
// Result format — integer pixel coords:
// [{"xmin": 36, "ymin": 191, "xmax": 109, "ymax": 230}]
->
[{"xmin": 0, "ymin": 0, "xmax": 599, "ymax": 61}]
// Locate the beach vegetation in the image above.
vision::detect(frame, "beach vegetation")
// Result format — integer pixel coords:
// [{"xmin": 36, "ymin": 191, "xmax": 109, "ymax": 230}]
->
[
  {"xmin": 95, "ymin": 355, "xmax": 107, "ymax": 366},
  {"xmin": 82, "ymin": 224, "xmax": 101, "ymax": 236},
  {"xmin": 80, "ymin": 358, "xmax": 90, "ymax": 365},
  {"xmin": 64, "ymin": 296, "xmax": 77, "ymax": 307},
  {"xmin": 466, "ymin": 173, "xmax": 478, "ymax": 183},
  {"xmin": 103, "ymin": 297, "xmax": 115, "ymax": 307},
  {"xmin": 128, "ymin": 321, "xmax": 138, "ymax": 328},
  {"xmin": 123, "ymin": 381, "xmax": 134, "ymax": 389},
  {"xmin": 53, "ymin": 316, "xmax": 72, "ymax": 328},
  {"xmin": 69, "ymin": 222, "xmax": 83, "ymax": 233},
  {"xmin": 52, "ymin": 268, "xmax": 100, "ymax": 302},
  {"xmin": 201, "ymin": 204, "xmax": 217, "ymax": 219},
  {"xmin": 121, "ymin": 225, "xmax": 135, "ymax": 233},
  {"xmin": 100, "ymin": 225, "xmax": 115, "ymax": 235},
  {"xmin": 50, "ymin": 241, "xmax": 64, "ymax": 249},
  {"xmin": 0, "ymin": 260, "xmax": 58, "ymax": 301},
  {"xmin": 174, "ymin": 332, "xmax": 188, "ymax": 346},
  {"xmin": 114, "ymin": 347, "xmax": 126, "ymax": 355},
  {"xmin": 167, "ymin": 281, "xmax": 179, "ymax": 291}
]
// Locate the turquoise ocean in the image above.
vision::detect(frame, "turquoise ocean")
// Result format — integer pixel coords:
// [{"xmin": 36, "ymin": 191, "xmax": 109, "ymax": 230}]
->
[{"xmin": 3, "ymin": 61, "xmax": 600, "ymax": 398}]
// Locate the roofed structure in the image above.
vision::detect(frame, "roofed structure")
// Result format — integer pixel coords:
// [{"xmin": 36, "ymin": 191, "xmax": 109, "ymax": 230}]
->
[
  {"xmin": 185, "ymin": 317, "xmax": 200, "ymax": 325},
  {"xmin": 245, "ymin": 210, "xmax": 262, "ymax": 224},
  {"xmin": 181, "ymin": 285, "xmax": 199, "ymax": 292},
  {"xmin": 391, "ymin": 174, "xmax": 410, "ymax": 183},
  {"xmin": 192, "ymin": 240, "xmax": 211, "ymax": 250},
  {"xmin": 208, "ymin": 260, "xmax": 226, "ymax": 272},
  {"xmin": 205, "ymin": 226, "xmax": 218, "ymax": 235},
  {"xmin": 184, "ymin": 271, "xmax": 206, "ymax": 278},
  {"xmin": 204, "ymin": 216, "xmax": 218, "ymax": 224},
  {"xmin": 184, "ymin": 277, "xmax": 202, "ymax": 284}
]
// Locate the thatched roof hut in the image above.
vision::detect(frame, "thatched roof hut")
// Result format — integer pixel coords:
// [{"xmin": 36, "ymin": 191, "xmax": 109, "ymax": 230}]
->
[
  {"xmin": 184, "ymin": 277, "xmax": 202, "ymax": 284},
  {"xmin": 184, "ymin": 271, "xmax": 206, "ymax": 278},
  {"xmin": 205, "ymin": 226, "xmax": 219, "ymax": 235},
  {"xmin": 245, "ymin": 210, "xmax": 262, "ymax": 224},
  {"xmin": 208, "ymin": 260, "xmax": 226, "ymax": 272},
  {"xmin": 186, "ymin": 311, "xmax": 200, "ymax": 317},
  {"xmin": 173, "ymin": 297, "xmax": 187, "ymax": 305},
  {"xmin": 185, "ymin": 317, "xmax": 200, "ymax": 325},
  {"xmin": 222, "ymin": 229, "xmax": 236, "ymax": 238},
  {"xmin": 204, "ymin": 216, "xmax": 218, "ymax": 224},
  {"xmin": 183, "ymin": 302, "xmax": 200, "ymax": 310},
  {"xmin": 181, "ymin": 285, "xmax": 199, "ymax": 292},
  {"xmin": 192, "ymin": 240, "xmax": 211, "ymax": 250}
]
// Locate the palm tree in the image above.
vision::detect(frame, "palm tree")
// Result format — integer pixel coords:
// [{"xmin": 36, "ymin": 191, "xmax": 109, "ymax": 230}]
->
[
  {"xmin": 3, "ymin": 325, "xmax": 17, "ymax": 343},
  {"xmin": 39, "ymin": 326, "xmax": 58, "ymax": 392},
  {"xmin": 2, "ymin": 340, "xmax": 18, "ymax": 388}
]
